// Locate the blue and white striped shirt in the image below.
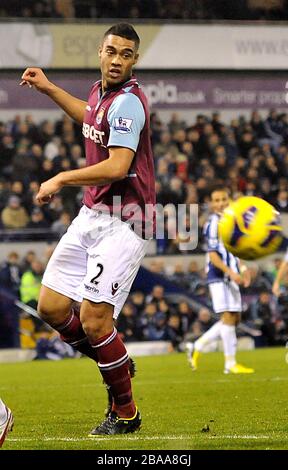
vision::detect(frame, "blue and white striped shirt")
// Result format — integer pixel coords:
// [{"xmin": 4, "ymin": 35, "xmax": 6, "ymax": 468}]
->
[{"xmin": 204, "ymin": 213, "xmax": 240, "ymax": 284}]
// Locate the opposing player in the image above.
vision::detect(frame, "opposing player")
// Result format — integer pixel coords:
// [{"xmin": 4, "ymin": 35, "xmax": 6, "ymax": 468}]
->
[
  {"xmin": 272, "ymin": 251, "xmax": 288, "ymax": 362},
  {"xmin": 0, "ymin": 399, "xmax": 13, "ymax": 447},
  {"xmin": 187, "ymin": 185, "xmax": 254, "ymax": 374},
  {"xmin": 272, "ymin": 252, "xmax": 288, "ymax": 297},
  {"xmin": 20, "ymin": 23, "xmax": 155, "ymax": 435}
]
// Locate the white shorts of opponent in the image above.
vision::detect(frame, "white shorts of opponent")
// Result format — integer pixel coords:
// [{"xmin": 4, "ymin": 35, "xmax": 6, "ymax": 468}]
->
[
  {"xmin": 209, "ymin": 280, "xmax": 242, "ymax": 314},
  {"xmin": 42, "ymin": 205, "xmax": 149, "ymax": 319}
]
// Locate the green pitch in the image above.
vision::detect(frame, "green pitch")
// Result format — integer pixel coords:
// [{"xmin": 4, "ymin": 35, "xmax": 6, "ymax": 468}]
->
[{"xmin": 1, "ymin": 347, "xmax": 287, "ymax": 450}]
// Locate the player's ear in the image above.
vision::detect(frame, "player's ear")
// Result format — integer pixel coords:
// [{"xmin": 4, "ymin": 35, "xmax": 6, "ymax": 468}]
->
[
  {"xmin": 98, "ymin": 45, "xmax": 102, "ymax": 59},
  {"xmin": 133, "ymin": 53, "xmax": 139, "ymax": 65}
]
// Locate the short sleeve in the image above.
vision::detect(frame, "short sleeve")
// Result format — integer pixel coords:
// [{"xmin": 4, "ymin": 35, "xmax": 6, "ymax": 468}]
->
[
  {"xmin": 206, "ymin": 216, "xmax": 220, "ymax": 252},
  {"xmin": 107, "ymin": 93, "xmax": 145, "ymax": 152}
]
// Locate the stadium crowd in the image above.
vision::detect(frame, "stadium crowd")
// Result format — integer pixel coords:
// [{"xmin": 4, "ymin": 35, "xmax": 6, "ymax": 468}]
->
[
  {"xmin": 0, "ymin": 248, "xmax": 288, "ymax": 351},
  {"xmin": 1, "ymin": 109, "xmax": 288, "ymax": 252},
  {"xmin": 1, "ymin": 0, "xmax": 287, "ymax": 21},
  {"xmin": 1, "ymin": 106, "xmax": 288, "ymax": 350}
]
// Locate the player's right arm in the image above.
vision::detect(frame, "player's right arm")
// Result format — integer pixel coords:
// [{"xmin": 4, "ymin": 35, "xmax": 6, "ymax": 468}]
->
[
  {"xmin": 206, "ymin": 215, "xmax": 242, "ymax": 285},
  {"xmin": 272, "ymin": 259, "xmax": 288, "ymax": 296},
  {"xmin": 20, "ymin": 68, "xmax": 87, "ymax": 125},
  {"xmin": 209, "ymin": 251, "xmax": 243, "ymax": 285}
]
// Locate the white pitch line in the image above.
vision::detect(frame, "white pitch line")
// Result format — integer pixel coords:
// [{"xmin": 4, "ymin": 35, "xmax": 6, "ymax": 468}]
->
[
  {"xmin": 7, "ymin": 434, "xmax": 271, "ymax": 443},
  {"xmin": 206, "ymin": 435, "xmax": 270, "ymax": 439},
  {"xmin": 8, "ymin": 436, "xmax": 190, "ymax": 442},
  {"xmin": 215, "ymin": 376, "xmax": 288, "ymax": 384}
]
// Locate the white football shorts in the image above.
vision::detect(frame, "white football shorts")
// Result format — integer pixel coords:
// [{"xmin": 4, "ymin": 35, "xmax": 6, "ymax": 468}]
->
[
  {"xmin": 209, "ymin": 280, "xmax": 242, "ymax": 314},
  {"xmin": 42, "ymin": 205, "xmax": 149, "ymax": 319}
]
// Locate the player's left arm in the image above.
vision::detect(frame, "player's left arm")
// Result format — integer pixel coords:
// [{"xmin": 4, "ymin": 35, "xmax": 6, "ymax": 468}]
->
[
  {"xmin": 35, "ymin": 148, "xmax": 135, "ymax": 204},
  {"xmin": 272, "ymin": 257, "xmax": 288, "ymax": 296},
  {"xmin": 35, "ymin": 93, "xmax": 145, "ymax": 204},
  {"xmin": 239, "ymin": 262, "xmax": 251, "ymax": 288}
]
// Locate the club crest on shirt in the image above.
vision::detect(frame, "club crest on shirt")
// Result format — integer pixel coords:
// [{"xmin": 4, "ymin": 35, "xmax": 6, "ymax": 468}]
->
[
  {"xmin": 113, "ymin": 117, "xmax": 133, "ymax": 133},
  {"xmin": 111, "ymin": 282, "xmax": 120, "ymax": 295},
  {"xmin": 96, "ymin": 107, "xmax": 105, "ymax": 125}
]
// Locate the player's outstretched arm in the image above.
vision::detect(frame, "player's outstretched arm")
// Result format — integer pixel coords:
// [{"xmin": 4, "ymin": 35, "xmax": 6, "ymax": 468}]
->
[
  {"xmin": 35, "ymin": 147, "xmax": 134, "ymax": 205},
  {"xmin": 240, "ymin": 264, "xmax": 251, "ymax": 288},
  {"xmin": 20, "ymin": 68, "xmax": 87, "ymax": 125},
  {"xmin": 272, "ymin": 260, "xmax": 288, "ymax": 296}
]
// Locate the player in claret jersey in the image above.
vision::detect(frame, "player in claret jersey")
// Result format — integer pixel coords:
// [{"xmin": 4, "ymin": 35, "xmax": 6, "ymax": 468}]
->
[{"xmin": 20, "ymin": 23, "xmax": 155, "ymax": 436}]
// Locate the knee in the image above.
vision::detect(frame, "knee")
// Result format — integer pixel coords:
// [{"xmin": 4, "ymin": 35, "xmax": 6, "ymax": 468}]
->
[
  {"xmin": 221, "ymin": 311, "xmax": 239, "ymax": 325},
  {"xmin": 81, "ymin": 301, "xmax": 114, "ymax": 340},
  {"xmin": 37, "ymin": 295, "xmax": 70, "ymax": 327}
]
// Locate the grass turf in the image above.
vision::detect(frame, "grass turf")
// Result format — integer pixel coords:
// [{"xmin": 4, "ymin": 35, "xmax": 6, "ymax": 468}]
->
[{"xmin": 0, "ymin": 347, "xmax": 288, "ymax": 450}]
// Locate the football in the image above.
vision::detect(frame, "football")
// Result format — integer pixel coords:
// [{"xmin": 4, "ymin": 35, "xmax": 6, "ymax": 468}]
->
[{"xmin": 218, "ymin": 196, "xmax": 283, "ymax": 260}]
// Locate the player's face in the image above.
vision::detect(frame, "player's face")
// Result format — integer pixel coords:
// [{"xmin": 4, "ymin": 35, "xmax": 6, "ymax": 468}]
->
[
  {"xmin": 211, "ymin": 190, "xmax": 230, "ymax": 214},
  {"xmin": 99, "ymin": 34, "xmax": 139, "ymax": 90}
]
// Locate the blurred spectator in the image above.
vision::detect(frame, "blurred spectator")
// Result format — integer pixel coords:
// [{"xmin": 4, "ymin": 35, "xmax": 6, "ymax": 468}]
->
[
  {"xmin": 168, "ymin": 113, "xmax": 187, "ymax": 134},
  {"xmin": 34, "ymin": 327, "xmax": 77, "ymax": 361},
  {"xmin": 130, "ymin": 291, "xmax": 145, "ymax": 315},
  {"xmin": 27, "ymin": 208, "xmax": 50, "ymax": 230},
  {"xmin": 197, "ymin": 307, "xmax": 215, "ymax": 331},
  {"xmin": 166, "ymin": 262, "xmax": 186, "ymax": 286},
  {"xmin": 186, "ymin": 307, "xmax": 215, "ymax": 343},
  {"xmin": 39, "ymin": 159, "xmax": 56, "ymax": 183},
  {"xmin": 244, "ymin": 265, "xmax": 272, "ymax": 293},
  {"xmin": 185, "ymin": 261, "xmax": 202, "ymax": 290},
  {"xmin": 20, "ymin": 250, "xmax": 37, "ymax": 272},
  {"xmin": 20, "ymin": 260, "xmax": 44, "ymax": 330},
  {"xmin": 0, "ymin": 252, "xmax": 22, "ymax": 296},
  {"xmin": 0, "ymin": 179, "xmax": 10, "ymax": 212},
  {"xmin": 51, "ymin": 211, "xmax": 71, "ymax": 237},
  {"xmin": 1, "ymin": 195, "xmax": 29, "ymax": 229},
  {"xmin": 177, "ymin": 301, "xmax": 194, "ymax": 334},
  {"xmin": 266, "ymin": 257, "xmax": 283, "ymax": 284},
  {"xmin": 0, "ymin": 134, "xmax": 14, "ymax": 177},
  {"xmin": 117, "ymin": 302, "xmax": 140, "ymax": 342},
  {"xmin": 45, "ymin": 194, "xmax": 65, "ymax": 222},
  {"xmin": 10, "ymin": 180, "xmax": 25, "ymax": 204},
  {"xmin": 250, "ymin": 291, "xmax": 282, "ymax": 345},
  {"xmin": 166, "ymin": 315, "xmax": 183, "ymax": 351},
  {"xmin": 139, "ymin": 302, "xmax": 162, "ymax": 340},
  {"xmin": 146, "ymin": 285, "xmax": 165, "ymax": 307},
  {"xmin": 43, "ymin": 244, "xmax": 56, "ymax": 264},
  {"xmin": 274, "ymin": 190, "xmax": 288, "ymax": 213},
  {"xmin": 143, "ymin": 310, "xmax": 168, "ymax": 342}
]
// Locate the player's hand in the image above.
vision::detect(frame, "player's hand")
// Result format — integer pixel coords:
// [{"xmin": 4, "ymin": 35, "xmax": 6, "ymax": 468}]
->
[
  {"xmin": 20, "ymin": 68, "xmax": 52, "ymax": 94},
  {"xmin": 36, "ymin": 175, "xmax": 63, "ymax": 205},
  {"xmin": 240, "ymin": 266, "xmax": 251, "ymax": 288},
  {"xmin": 229, "ymin": 271, "xmax": 243, "ymax": 285},
  {"xmin": 272, "ymin": 281, "xmax": 281, "ymax": 297},
  {"xmin": 241, "ymin": 269, "xmax": 251, "ymax": 288}
]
